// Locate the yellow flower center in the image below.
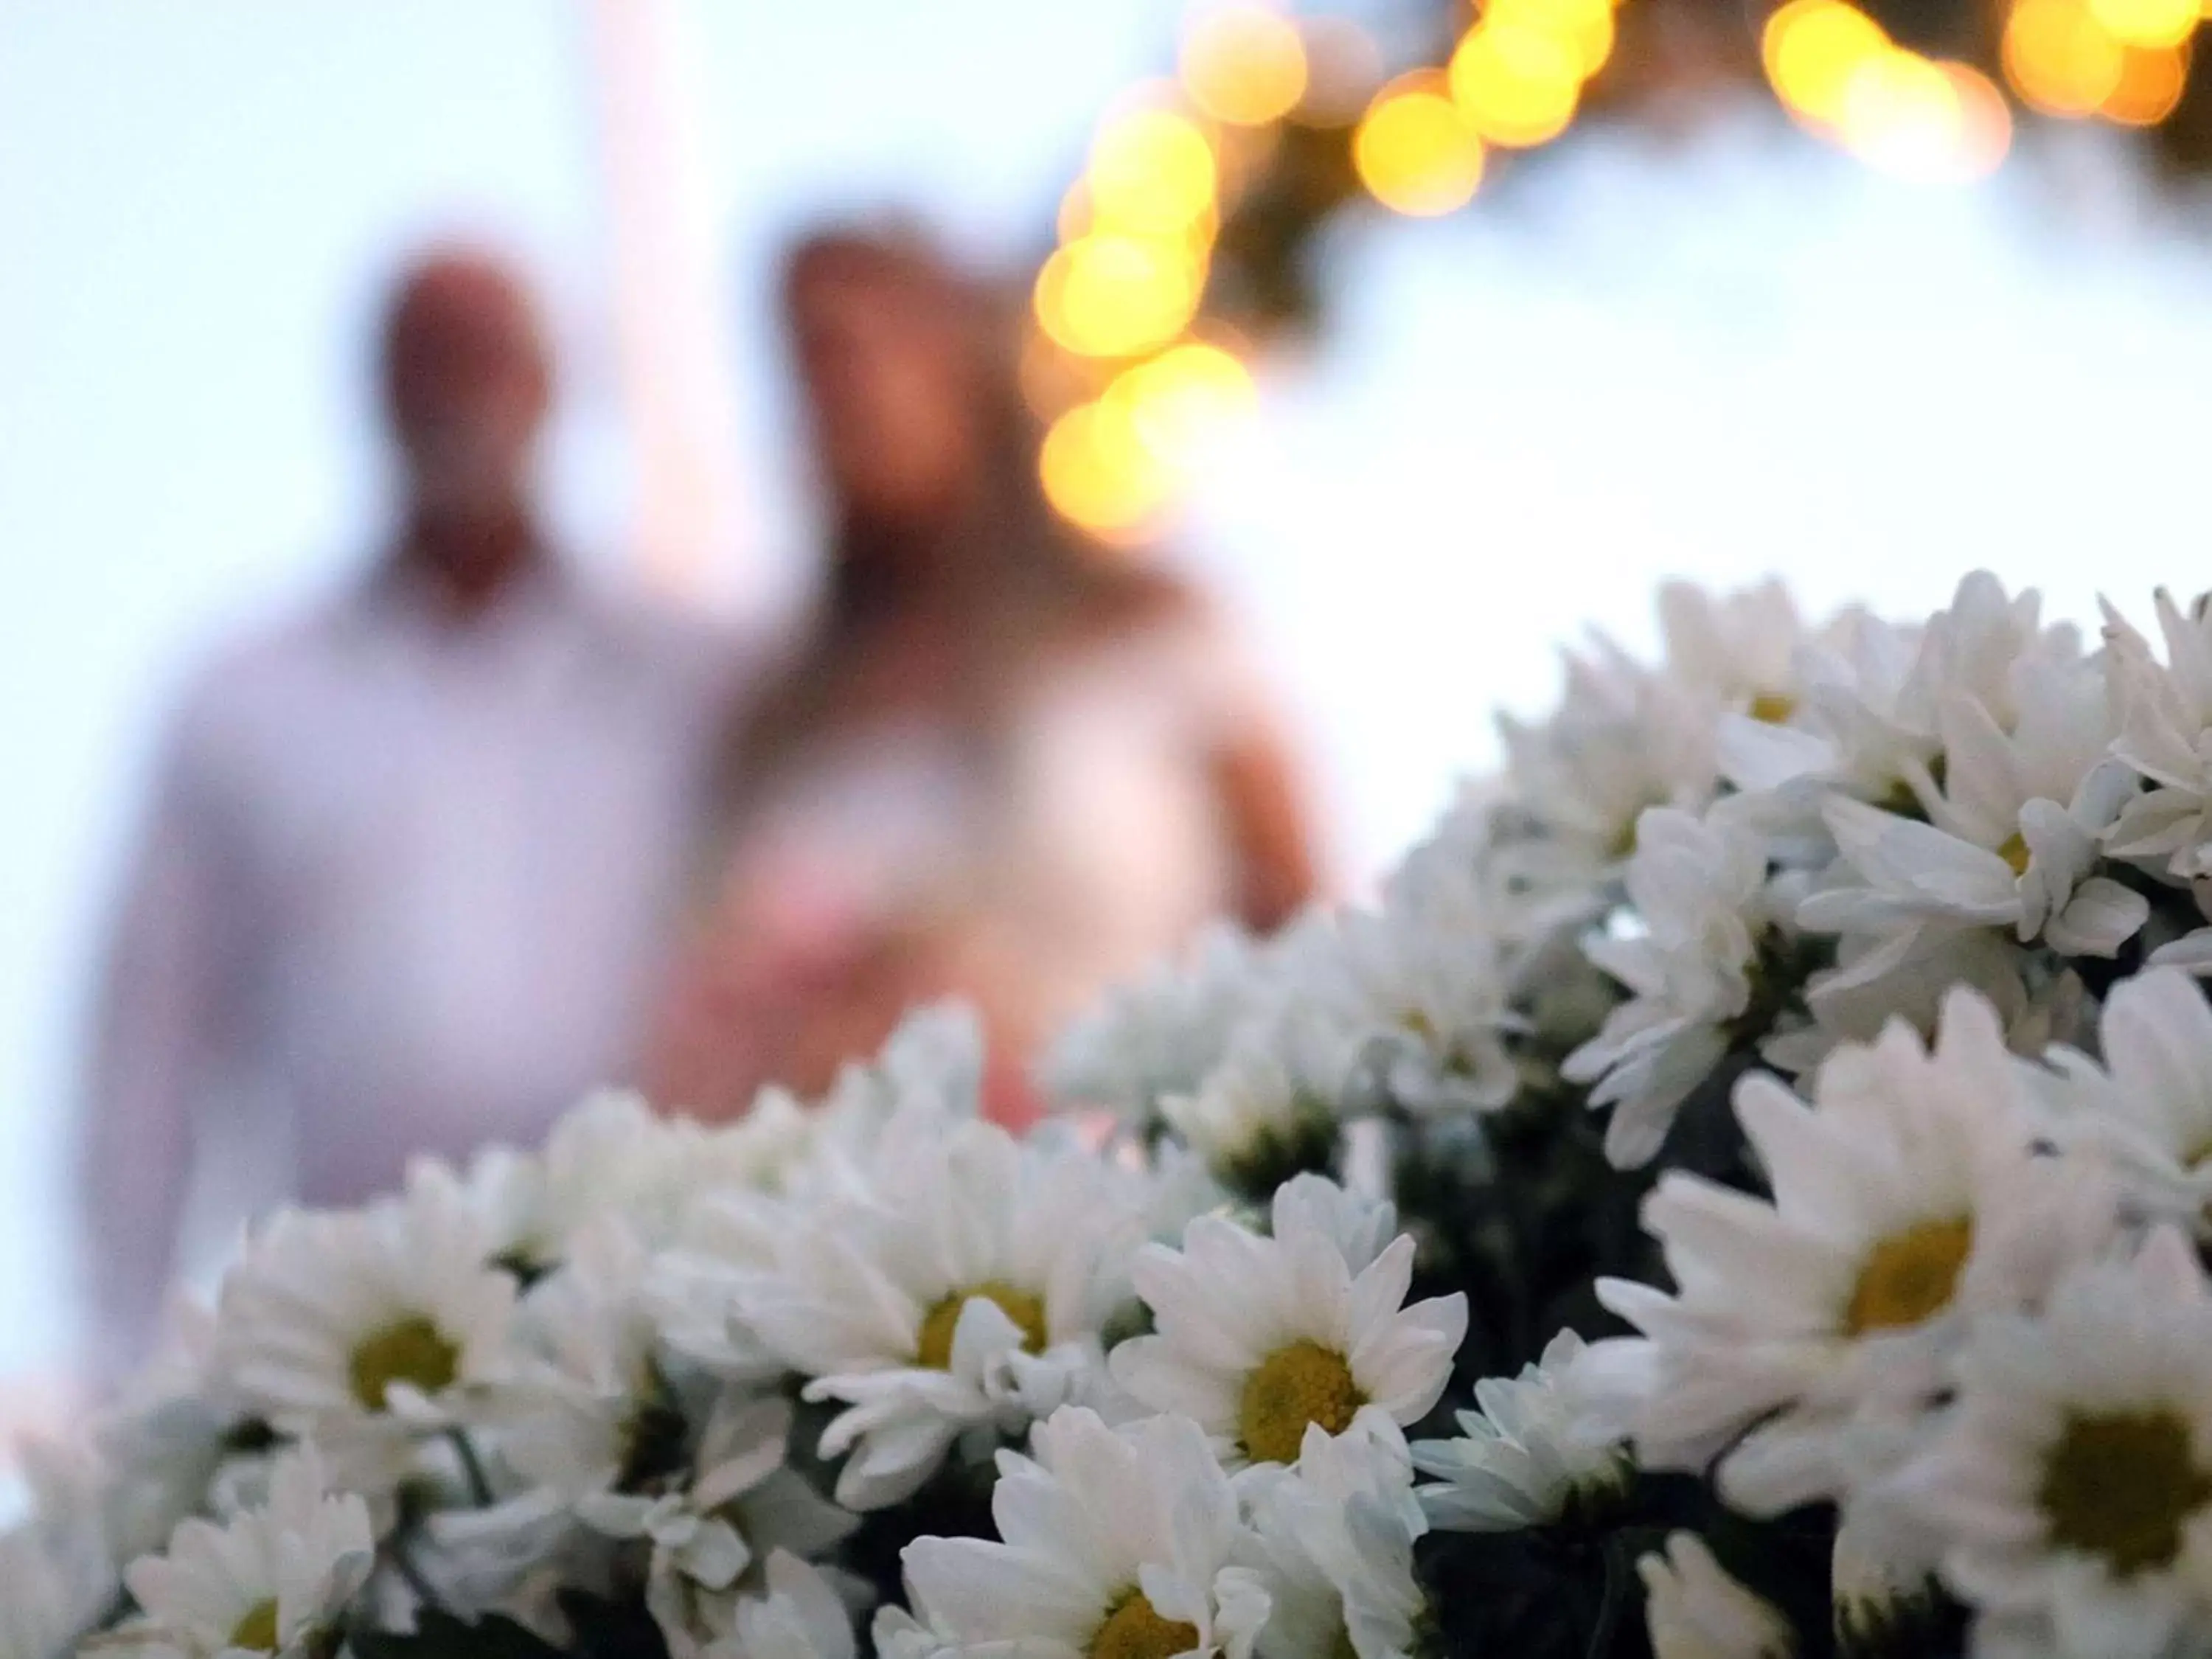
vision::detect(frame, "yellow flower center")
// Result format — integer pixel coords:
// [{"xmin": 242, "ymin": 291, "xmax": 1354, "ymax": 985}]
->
[
  {"xmin": 1843, "ymin": 1217, "xmax": 1974, "ymax": 1336},
  {"xmin": 1091, "ymin": 1590, "xmax": 1200, "ymax": 1659},
  {"xmin": 1747, "ymin": 692, "xmax": 1797, "ymax": 724},
  {"xmin": 915, "ymin": 1281, "xmax": 1048, "ymax": 1370},
  {"xmin": 1998, "ymin": 831, "xmax": 2031, "ymax": 876},
  {"xmin": 229, "ymin": 1600, "xmax": 281, "ymax": 1653},
  {"xmin": 347, "ymin": 1315, "xmax": 461, "ymax": 1411},
  {"xmin": 1239, "ymin": 1339, "xmax": 1364, "ymax": 1464},
  {"xmin": 2039, "ymin": 1408, "xmax": 2212, "ymax": 1578}
]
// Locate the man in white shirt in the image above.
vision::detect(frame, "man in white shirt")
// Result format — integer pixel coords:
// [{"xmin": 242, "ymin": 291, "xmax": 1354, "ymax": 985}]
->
[{"xmin": 78, "ymin": 249, "xmax": 738, "ymax": 1379}]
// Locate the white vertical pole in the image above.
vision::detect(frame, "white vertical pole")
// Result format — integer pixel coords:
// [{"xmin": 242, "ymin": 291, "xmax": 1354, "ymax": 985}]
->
[{"xmin": 580, "ymin": 0, "xmax": 748, "ymax": 602}]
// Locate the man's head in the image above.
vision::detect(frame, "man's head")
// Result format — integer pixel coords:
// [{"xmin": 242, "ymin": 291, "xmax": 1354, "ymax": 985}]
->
[{"xmin": 380, "ymin": 249, "xmax": 551, "ymax": 525}]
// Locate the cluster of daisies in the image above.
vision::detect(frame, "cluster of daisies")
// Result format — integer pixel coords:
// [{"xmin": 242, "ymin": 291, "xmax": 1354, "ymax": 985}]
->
[
  {"xmin": 22, "ymin": 573, "xmax": 2212, "ymax": 1659},
  {"xmin": 7, "ymin": 1022, "xmax": 1476, "ymax": 1659}
]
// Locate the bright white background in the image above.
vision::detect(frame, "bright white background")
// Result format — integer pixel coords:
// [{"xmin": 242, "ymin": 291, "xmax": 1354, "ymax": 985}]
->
[{"xmin": 7, "ymin": 0, "xmax": 2212, "ymax": 1397}]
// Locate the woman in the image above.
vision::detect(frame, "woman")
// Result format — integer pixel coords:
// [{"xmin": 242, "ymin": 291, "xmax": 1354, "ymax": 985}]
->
[{"xmin": 646, "ymin": 227, "xmax": 1319, "ymax": 1121}]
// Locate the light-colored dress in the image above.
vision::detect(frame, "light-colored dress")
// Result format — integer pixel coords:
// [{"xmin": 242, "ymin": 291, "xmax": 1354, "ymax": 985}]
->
[{"xmin": 716, "ymin": 611, "xmax": 1267, "ymax": 1048}]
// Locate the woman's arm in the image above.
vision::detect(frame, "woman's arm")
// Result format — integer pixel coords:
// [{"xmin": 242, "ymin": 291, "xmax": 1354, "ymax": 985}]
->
[{"xmin": 1209, "ymin": 726, "xmax": 1323, "ymax": 933}]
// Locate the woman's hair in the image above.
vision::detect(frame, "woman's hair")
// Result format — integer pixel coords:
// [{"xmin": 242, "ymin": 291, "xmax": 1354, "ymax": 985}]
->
[{"xmin": 710, "ymin": 225, "xmax": 1195, "ymax": 824}]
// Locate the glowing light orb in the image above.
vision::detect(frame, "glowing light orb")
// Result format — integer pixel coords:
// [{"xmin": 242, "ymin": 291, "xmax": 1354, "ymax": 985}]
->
[
  {"xmin": 1353, "ymin": 73, "xmax": 1487, "ymax": 215},
  {"xmin": 2003, "ymin": 0, "xmax": 2126, "ymax": 114},
  {"xmin": 1034, "ymin": 235, "xmax": 1206, "ymax": 360},
  {"xmin": 1764, "ymin": 0, "xmax": 1891, "ymax": 126},
  {"xmin": 2087, "ymin": 0, "xmax": 2198, "ymax": 49},
  {"xmin": 1450, "ymin": 20, "xmax": 1585, "ymax": 147},
  {"xmin": 1181, "ymin": 5, "xmax": 1310, "ymax": 126},
  {"xmin": 1107, "ymin": 341, "xmax": 1257, "ymax": 465},
  {"xmin": 1087, "ymin": 108, "xmax": 1219, "ymax": 237},
  {"xmin": 1040, "ymin": 398, "xmax": 1176, "ymax": 538},
  {"xmin": 2103, "ymin": 40, "xmax": 2190, "ymax": 121}
]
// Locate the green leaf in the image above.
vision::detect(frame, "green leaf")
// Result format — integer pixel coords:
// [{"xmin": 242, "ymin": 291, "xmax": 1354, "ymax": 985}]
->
[{"xmin": 554, "ymin": 1588, "xmax": 674, "ymax": 1659}]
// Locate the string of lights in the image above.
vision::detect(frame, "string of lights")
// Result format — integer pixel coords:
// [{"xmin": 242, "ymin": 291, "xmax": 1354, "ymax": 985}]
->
[{"xmin": 1026, "ymin": 0, "xmax": 2212, "ymax": 538}]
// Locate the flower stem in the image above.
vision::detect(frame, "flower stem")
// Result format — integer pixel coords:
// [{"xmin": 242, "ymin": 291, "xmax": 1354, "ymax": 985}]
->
[{"xmin": 447, "ymin": 1427, "xmax": 494, "ymax": 1506}]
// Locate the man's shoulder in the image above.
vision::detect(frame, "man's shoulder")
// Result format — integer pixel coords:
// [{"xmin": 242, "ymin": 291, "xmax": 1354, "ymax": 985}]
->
[{"xmin": 161, "ymin": 592, "xmax": 358, "ymax": 759}]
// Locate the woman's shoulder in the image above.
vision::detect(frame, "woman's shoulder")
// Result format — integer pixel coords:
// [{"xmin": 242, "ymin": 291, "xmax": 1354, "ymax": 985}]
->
[{"xmin": 1041, "ymin": 560, "xmax": 1281, "ymax": 724}]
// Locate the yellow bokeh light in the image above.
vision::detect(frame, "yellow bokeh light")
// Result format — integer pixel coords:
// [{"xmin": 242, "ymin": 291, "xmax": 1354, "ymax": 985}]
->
[
  {"xmin": 1836, "ymin": 49, "xmax": 2010, "ymax": 180},
  {"xmin": 2103, "ymin": 40, "xmax": 2190, "ymax": 120},
  {"xmin": 1106, "ymin": 341, "xmax": 1258, "ymax": 463},
  {"xmin": 1352, "ymin": 74, "xmax": 1488, "ymax": 215},
  {"xmin": 2087, "ymin": 0, "xmax": 2197, "ymax": 46},
  {"xmin": 1034, "ymin": 235, "xmax": 1206, "ymax": 359},
  {"xmin": 1764, "ymin": 0, "xmax": 1892, "ymax": 126},
  {"xmin": 1940, "ymin": 61, "xmax": 2016, "ymax": 174},
  {"xmin": 1450, "ymin": 21, "xmax": 1585, "ymax": 145},
  {"xmin": 1486, "ymin": 0, "xmax": 1618, "ymax": 77},
  {"xmin": 1181, "ymin": 4, "xmax": 1310, "ymax": 126},
  {"xmin": 1087, "ymin": 108, "xmax": 1219, "ymax": 237},
  {"xmin": 2003, "ymin": 0, "xmax": 2126, "ymax": 113},
  {"xmin": 1040, "ymin": 398, "xmax": 1177, "ymax": 539}
]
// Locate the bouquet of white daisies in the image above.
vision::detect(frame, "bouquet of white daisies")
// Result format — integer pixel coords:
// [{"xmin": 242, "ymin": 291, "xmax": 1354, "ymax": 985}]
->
[{"xmin": 24, "ymin": 570, "xmax": 2212, "ymax": 1659}]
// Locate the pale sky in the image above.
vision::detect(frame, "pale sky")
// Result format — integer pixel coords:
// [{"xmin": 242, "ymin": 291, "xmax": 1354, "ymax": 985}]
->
[{"xmin": 7, "ymin": 1, "xmax": 2212, "ymax": 1390}]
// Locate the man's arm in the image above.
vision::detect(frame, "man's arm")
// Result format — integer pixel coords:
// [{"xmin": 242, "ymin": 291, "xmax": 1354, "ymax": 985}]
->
[{"xmin": 77, "ymin": 699, "xmax": 249, "ymax": 1385}]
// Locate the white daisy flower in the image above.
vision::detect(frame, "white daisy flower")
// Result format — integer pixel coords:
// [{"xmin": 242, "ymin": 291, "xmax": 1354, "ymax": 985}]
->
[
  {"xmin": 2039, "ymin": 965, "xmax": 2212, "ymax": 1222},
  {"xmin": 213, "ymin": 1180, "xmax": 517, "ymax": 1492},
  {"xmin": 576, "ymin": 1391, "xmax": 854, "ymax": 1658},
  {"xmin": 1498, "ymin": 633, "xmax": 1719, "ymax": 869},
  {"xmin": 1110, "ymin": 1175, "xmax": 1467, "ymax": 1470},
  {"xmin": 1774, "ymin": 909, "xmax": 2035, "ymax": 1077},
  {"xmin": 419, "ymin": 1087, "xmax": 820, "ymax": 1281},
  {"xmin": 1716, "ymin": 602, "xmax": 1931, "ymax": 809},
  {"xmin": 870, "ymin": 1608, "xmax": 956, "ymax": 1659},
  {"xmin": 95, "ymin": 1298, "xmax": 263, "ymax": 1569},
  {"xmin": 0, "ymin": 1444, "xmax": 118, "ymax": 1659},
  {"xmin": 1829, "ymin": 1502, "xmax": 1943, "ymax": 1655},
  {"xmin": 898, "ymin": 1407, "xmax": 1273, "ymax": 1659},
  {"xmin": 1728, "ymin": 573, "xmax": 2059, "ymax": 832},
  {"xmin": 2104, "ymin": 586, "xmax": 2212, "ymax": 881},
  {"xmin": 1806, "ymin": 768, "xmax": 2142, "ymax": 970},
  {"xmin": 740, "ymin": 1111, "xmax": 1147, "ymax": 1509},
  {"xmin": 1799, "ymin": 650, "xmax": 2145, "ymax": 961},
  {"xmin": 801, "ymin": 1002, "xmax": 988, "ymax": 1172},
  {"xmin": 701, "ymin": 1551, "xmax": 857, "ymax": 1659},
  {"xmin": 1411, "ymin": 1330, "xmax": 1629, "ymax": 1533},
  {"xmin": 1586, "ymin": 987, "xmax": 2116, "ymax": 1514},
  {"xmin": 1161, "ymin": 1046, "xmax": 1339, "ymax": 1192},
  {"xmin": 1041, "ymin": 921, "xmax": 1310, "ymax": 1122},
  {"xmin": 1324, "ymin": 876, "xmax": 1518, "ymax": 1118},
  {"xmin": 1910, "ymin": 571, "xmax": 2075, "ymax": 735},
  {"xmin": 498, "ymin": 1217, "xmax": 680, "ymax": 1503},
  {"xmin": 647, "ymin": 1017, "xmax": 1009, "ymax": 1390},
  {"xmin": 1658, "ymin": 578, "xmax": 1805, "ymax": 717},
  {"xmin": 1897, "ymin": 1226, "xmax": 2212, "ymax": 1658},
  {"xmin": 117, "ymin": 1445, "xmax": 373, "ymax": 1659},
  {"xmin": 1563, "ymin": 801, "xmax": 1781, "ymax": 1166},
  {"xmin": 1245, "ymin": 1423, "xmax": 1428, "ymax": 1659},
  {"xmin": 1637, "ymin": 1533, "xmax": 1794, "ymax": 1659}
]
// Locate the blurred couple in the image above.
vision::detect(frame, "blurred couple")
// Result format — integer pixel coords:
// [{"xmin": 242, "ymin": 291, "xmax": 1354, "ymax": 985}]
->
[{"xmin": 80, "ymin": 229, "xmax": 1319, "ymax": 1377}]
